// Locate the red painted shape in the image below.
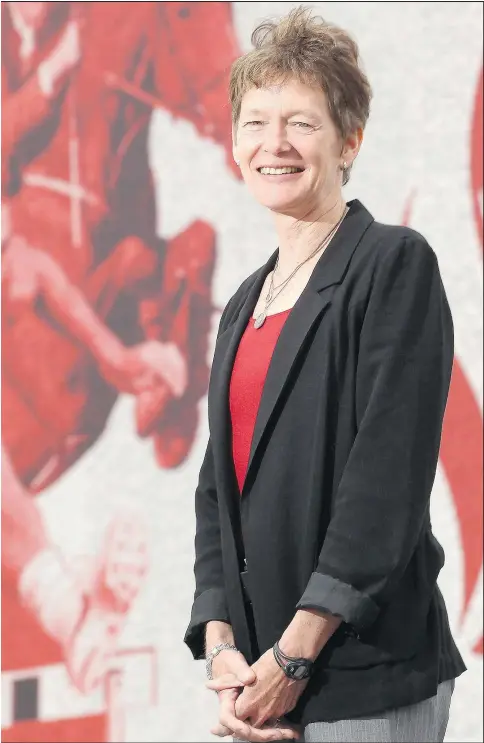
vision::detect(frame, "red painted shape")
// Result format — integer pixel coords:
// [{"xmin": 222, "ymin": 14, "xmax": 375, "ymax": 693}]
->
[{"xmin": 1, "ymin": 716, "xmax": 106, "ymax": 743}]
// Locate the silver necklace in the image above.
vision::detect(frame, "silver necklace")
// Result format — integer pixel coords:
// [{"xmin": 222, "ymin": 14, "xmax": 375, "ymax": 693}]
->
[{"xmin": 254, "ymin": 206, "xmax": 348, "ymax": 329}]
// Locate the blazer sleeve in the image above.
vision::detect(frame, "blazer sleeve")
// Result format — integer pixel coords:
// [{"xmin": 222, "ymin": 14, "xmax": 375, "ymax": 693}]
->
[
  {"xmin": 297, "ymin": 234, "xmax": 454, "ymax": 631},
  {"xmin": 184, "ymin": 300, "xmax": 235, "ymax": 659},
  {"xmin": 184, "ymin": 438, "xmax": 229, "ymax": 659}
]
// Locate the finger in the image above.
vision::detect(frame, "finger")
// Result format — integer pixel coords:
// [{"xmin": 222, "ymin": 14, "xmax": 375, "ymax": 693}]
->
[
  {"xmin": 235, "ymin": 724, "xmax": 298, "ymax": 742},
  {"xmin": 234, "ymin": 693, "xmax": 252, "ymax": 722},
  {"xmin": 258, "ymin": 724, "xmax": 300, "ymax": 742},
  {"xmin": 218, "ymin": 688, "xmax": 240, "ymax": 703},
  {"xmin": 242, "ymin": 716, "xmax": 300, "ymax": 742},
  {"xmin": 219, "ymin": 696, "xmax": 253, "ymax": 742},
  {"xmin": 219, "ymin": 712, "xmax": 252, "ymax": 741},
  {"xmin": 270, "ymin": 718, "xmax": 301, "ymax": 740},
  {"xmin": 262, "ymin": 719, "xmax": 301, "ymax": 738},
  {"xmin": 207, "ymin": 674, "xmax": 245, "ymax": 692},
  {"xmin": 267, "ymin": 725, "xmax": 300, "ymax": 741},
  {"xmin": 253, "ymin": 714, "xmax": 270, "ymax": 729},
  {"xmin": 210, "ymin": 722, "xmax": 233, "ymax": 737},
  {"xmin": 218, "ymin": 692, "xmax": 296, "ymax": 742},
  {"xmin": 252, "ymin": 713, "xmax": 293, "ymax": 731},
  {"xmin": 220, "ymin": 709, "xmax": 294, "ymax": 743}
]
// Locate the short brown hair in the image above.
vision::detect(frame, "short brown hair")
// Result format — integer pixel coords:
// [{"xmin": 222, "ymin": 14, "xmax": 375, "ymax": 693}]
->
[{"xmin": 229, "ymin": 6, "xmax": 372, "ymax": 184}]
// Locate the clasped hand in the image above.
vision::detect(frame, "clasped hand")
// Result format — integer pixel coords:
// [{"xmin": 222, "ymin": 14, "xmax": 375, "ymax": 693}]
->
[{"xmin": 207, "ymin": 648, "xmax": 305, "ymax": 741}]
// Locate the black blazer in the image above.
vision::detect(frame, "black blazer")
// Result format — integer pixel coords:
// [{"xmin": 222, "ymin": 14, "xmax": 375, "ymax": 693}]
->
[{"xmin": 185, "ymin": 200, "xmax": 465, "ymax": 723}]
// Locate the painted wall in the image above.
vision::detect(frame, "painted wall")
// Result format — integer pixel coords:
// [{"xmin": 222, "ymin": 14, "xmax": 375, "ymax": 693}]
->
[{"xmin": 1, "ymin": 2, "xmax": 482, "ymax": 741}]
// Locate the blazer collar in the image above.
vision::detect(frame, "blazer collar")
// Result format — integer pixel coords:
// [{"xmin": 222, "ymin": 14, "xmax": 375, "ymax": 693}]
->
[
  {"xmin": 237, "ymin": 198, "xmax": 374, "ymax": 297},
  {"xmin": 209, "ymin": 199, "xmax": 374, "ymax": 499},
  {"xmin": 308, "ymin": 198, "xmax": 374, "ymax": 291}
]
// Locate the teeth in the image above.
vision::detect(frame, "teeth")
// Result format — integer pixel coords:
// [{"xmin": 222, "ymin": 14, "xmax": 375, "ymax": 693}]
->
[{"xmin": 259, "ymin": 167, "xmax": 303, "ymax": 175}]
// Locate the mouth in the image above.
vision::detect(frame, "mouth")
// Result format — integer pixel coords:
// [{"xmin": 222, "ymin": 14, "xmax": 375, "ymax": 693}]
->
[{"xmin": 256, "ymin": 166, "xmax": 305, "ymax": 176}]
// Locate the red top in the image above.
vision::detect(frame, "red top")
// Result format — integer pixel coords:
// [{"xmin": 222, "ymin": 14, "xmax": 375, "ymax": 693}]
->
[{"xmin": 229, "ymin": 309, "xmax": 292, "ymax": 493}]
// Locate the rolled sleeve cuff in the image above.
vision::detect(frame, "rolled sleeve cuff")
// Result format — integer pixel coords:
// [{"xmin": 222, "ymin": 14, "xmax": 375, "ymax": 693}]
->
[
  {"xmin": 296, "ymin": 572, "xmax": 380, "ymax": 631},
  {"xmin": 184, "ymin": 587, "xmax": 230, "ymax": 660}
]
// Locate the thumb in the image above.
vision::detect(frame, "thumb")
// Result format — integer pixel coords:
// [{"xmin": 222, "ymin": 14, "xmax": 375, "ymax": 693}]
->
[
  {"xmin": 231, "ymin": 654, "xmax": 256, "ymax": 685},
  {"xmin": 205, "ymin": 673, "xmax": 243, "ymax": 692},
  {"xmin": 206, "ymin": 673, "xmax": 243, "ymax": 692}
]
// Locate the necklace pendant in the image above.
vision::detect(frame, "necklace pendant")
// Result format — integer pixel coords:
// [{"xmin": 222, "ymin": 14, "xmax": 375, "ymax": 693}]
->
[{"xmin": 254, "ymin": 311, "xmax": 267, "ymax": 329}]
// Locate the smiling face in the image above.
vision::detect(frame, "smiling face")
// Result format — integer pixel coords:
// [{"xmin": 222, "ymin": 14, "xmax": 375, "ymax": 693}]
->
[{"xmin": 233, "ymin": 78, "xmax": 361, "ymax": 217}]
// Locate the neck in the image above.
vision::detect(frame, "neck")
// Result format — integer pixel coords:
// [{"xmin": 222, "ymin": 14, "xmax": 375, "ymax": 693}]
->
[{"xmin": 272, "ymin": 194, "xmax": 347, "ymax": 278}]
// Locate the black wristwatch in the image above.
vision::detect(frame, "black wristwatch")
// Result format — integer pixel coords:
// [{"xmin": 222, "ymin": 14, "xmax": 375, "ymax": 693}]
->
[{"xmin": 273, "ymin": 641, "xmax": 314, "ymax": 680}]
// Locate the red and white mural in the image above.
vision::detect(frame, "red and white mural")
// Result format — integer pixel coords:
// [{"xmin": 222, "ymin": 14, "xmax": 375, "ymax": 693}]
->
[
  {"xmin": 1, "ymin": 2, "xmax": 239, "ymax": 740},
  {"xmin": 1, "ymin": 2, "xmax": 482, "ymax": 741}
]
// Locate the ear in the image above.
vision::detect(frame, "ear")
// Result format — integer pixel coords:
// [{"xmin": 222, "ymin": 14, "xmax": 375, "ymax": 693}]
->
[{"xmin": 341, "ymin": 127, "xmax": 363, "ymax": 168}]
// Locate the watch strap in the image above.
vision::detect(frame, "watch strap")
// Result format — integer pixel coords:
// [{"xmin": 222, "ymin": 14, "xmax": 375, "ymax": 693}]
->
[{"xmin": 273, "ymin": 641, "xmax": 314, "ymax": 680}]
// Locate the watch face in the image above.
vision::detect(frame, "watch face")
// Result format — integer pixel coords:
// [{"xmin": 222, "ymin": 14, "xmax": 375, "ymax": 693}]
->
[{"xmin": 287, "ymin": 662, "xmax": 309, "ymax": 680}]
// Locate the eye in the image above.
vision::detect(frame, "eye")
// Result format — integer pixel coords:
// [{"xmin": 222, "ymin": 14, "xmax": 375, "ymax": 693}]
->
[
  {"xmin": 290, "ymin": 121, "xmax": 313, "ymax": 129},
  {"xmin": 243, "ymin": 120, "xmax": 265, "ymax": 128}
]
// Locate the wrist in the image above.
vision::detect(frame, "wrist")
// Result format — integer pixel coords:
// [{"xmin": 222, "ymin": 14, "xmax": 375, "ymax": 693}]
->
[
  {"xmin": 279, "ymin": 609, "xmax": 342, "ymax": 661},
  {"xmin": 206, "ymin": 641, "xmax": 239, "ymax": 680},
  {"xmin": 273, "ymin": 641, "xmax": 314, "ymax": 681},
  {"xmin": 205, "ymin": 620, "xmax": 234, "ymax": 653}
]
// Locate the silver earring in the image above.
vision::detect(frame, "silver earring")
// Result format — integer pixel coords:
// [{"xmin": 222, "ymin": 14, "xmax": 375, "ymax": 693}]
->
[
  {"xmin": 235, "ymin": 159, "xmax": 240, "ymax": 166},
  {"xmin": 342, "ymin": 161, "xmax": 348, "ymax": 170}
]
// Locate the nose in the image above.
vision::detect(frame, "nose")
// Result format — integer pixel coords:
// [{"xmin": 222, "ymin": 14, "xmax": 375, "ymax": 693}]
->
[{"xmin": 261, "ymin": 122, "xmax": 292, "ymax": 155}]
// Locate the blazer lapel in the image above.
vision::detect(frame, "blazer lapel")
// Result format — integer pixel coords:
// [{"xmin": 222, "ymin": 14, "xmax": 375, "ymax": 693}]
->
[
  {"xmin": 242, "ymin": 199, "xmax": 374, "ymax": 494},
  {"xmin": 242, "ymin": 286, "xmax": 333, "ymax": 495},
  {"xmin": 208, "ymin": 250, "xmax": 278, "ymax": 501}
]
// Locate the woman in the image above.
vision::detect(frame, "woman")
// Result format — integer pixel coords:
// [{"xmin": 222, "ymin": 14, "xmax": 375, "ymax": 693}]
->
[{"xmin": 184, "ymin": 7, "xmax": 466, "ymax": 742}]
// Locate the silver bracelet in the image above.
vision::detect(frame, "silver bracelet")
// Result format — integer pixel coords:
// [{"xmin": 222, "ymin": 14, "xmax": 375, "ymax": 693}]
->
[{"xmin": 205, "ymin": 642, "xmax": 239, "ymax": 680}]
